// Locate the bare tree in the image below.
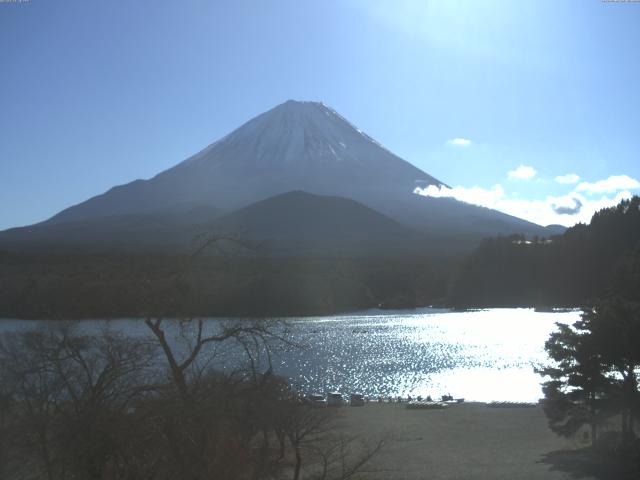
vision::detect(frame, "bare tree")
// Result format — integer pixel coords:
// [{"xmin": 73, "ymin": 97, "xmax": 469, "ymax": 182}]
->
[
  {"xmin": 0, "ymin": 324, "xmax": 157, "ymax": 480},
  {"xmin": 277, "ymin": 400, "xmax": 387, "ymax": 480},
  {"xmin": 310, "ymin": 434, "xmax": 387, "ymax": 480},
  {"xmin": 143, "ymin": 317, "xmax": 289, "ymax": 404},
  {"xmin": 0, "ymin": 235, "xmax": 387, "ymax": 480}
]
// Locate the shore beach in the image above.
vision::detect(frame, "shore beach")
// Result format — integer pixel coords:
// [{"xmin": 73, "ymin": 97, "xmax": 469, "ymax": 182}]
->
[{"xmin": 331, "ymin": 402, "xmax": 592, "ymax": 480}]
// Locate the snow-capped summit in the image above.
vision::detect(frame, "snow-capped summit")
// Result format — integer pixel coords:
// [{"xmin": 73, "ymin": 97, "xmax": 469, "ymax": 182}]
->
[
  {"xmin": 181, "ymin": 99, "xmax": 397, "ymax": 167},
  {"xmin": 20, "ymin": 99, "xmax": 556, "ymax": 251},
  {"xmin": 46, "ymin": 100, "xmax": 443, "ymax": 223}
]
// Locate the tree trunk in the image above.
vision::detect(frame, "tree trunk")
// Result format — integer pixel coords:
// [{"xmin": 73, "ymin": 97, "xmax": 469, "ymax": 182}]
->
[
  {"xmin": 277, "ymin": 431, "xmax": 286, "ymax": 460},
  {"xmin": 0, "ymin": 406, "xmax": 5, "ymax": 480},
  {"xmin": 293, "ymin": 444, "xmax": 302, "ymax": 480},
  {"xmin": 144, "ymin": 319, "xmax": 191, "ymax": 402},
  {"xmin": 589, "ymin": 393, "xmax": 597, "ymax": 444}
]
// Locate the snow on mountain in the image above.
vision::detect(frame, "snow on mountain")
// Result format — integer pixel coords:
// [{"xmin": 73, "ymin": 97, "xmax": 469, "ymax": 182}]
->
[
  {"xmin": 181, "ymin": 100, "xmax": 414, "ymax": 168},
  {"xmin": 14, "ymin": 99, "xmax": 555, "ymax": 249},
  {"xmin": 46, "ymin": 100, "xmax": 443, "ymax": 224}
]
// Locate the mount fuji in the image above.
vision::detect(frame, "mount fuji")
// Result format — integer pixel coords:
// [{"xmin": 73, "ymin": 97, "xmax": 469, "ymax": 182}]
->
[{"xmin": 0, "ymin": 100, "xmax": 559, "ymax": 254}]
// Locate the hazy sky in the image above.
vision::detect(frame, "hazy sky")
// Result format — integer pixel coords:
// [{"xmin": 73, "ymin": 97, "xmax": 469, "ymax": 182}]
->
[{"xmin": 1, "ymin": 0, "xmax": 639, "ymax": 229}]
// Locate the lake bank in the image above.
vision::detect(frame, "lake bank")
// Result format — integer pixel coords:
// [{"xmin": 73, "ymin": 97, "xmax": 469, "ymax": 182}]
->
[{"xmin": 330, "ymin": 401, "xmax": 592, "ymax": 480}]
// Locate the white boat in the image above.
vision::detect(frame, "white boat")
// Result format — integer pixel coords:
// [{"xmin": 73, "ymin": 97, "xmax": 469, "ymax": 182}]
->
[
  {"xmin": 405, "ymin": 401, "xmax": 448, "ymax": 410},
  {"xmin": 487, "ymin": 401, "xmax": 536, "ymax": 408}
]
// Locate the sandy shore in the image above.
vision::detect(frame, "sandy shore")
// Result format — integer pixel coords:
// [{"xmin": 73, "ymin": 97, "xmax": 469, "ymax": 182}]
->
[{"xmin": 330, "ymin": 402, "xmax": 593, "ymax": 480}]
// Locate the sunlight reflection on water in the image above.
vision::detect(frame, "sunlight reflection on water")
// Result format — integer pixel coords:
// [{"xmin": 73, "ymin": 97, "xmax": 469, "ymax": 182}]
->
[
  {"xmin": 0, "ymin": 308, "xmax": 580, "ymax": 402},
  {"xmin": 277, "ymin": 308, "xmax": 579, "ymax": 402}
]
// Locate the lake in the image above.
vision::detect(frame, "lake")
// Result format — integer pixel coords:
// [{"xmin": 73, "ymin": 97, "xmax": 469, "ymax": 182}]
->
[{"xmin": 0, "ymin": 308, "xmax": 579, "ymax": 402}]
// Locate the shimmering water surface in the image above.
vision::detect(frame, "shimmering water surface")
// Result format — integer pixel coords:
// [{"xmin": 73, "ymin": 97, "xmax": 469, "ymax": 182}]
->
[{"xmin": 0, "ymin": 308, "xmax": 579, "ymax": 402}]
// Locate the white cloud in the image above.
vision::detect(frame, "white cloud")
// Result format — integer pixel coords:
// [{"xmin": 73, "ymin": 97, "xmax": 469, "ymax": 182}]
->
[
  {"xmin": 418, "ymin": 184, "xmax": 504, "ymax": 207},
  {"xmin": 555, "ymin": 173, "xmax": 580, "ymax": 184},
  {"xmin": 446, "ymin": 138, "xmax": 471, "ymax": 147},
  {"xmin": 508, "ymin": 165, "xmax": 537, "ymax": 180},
  {"xmin": 414, "ymin": 184, "xmax": 634, "ymax": 228},
  {"xmin": 575, "ymin": 175, "xmax": 640, "ymax": 194}
]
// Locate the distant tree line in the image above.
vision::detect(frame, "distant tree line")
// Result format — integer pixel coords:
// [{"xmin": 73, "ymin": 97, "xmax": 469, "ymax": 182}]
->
[
  {"xmin": 2, "ymin": 196, "xmax": 639, "ymax": 318},
  {"xmin": 450, "ymin": 196, "xmax": 640, "ymax": 308},
  {"xmin": 0, "ymin": 253, "xmax": 454, "ymax": 319}
]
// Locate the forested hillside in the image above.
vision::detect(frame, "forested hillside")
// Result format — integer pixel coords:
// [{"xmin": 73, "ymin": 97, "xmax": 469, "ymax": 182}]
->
[
  {"xmin": 4, "ymin": 197, "xmax": 638, "ymax": 318},
  {"xmin": 0, "ymin": 252, "xmax": 453, "ymax": 318},
  {"xmin": 451, "ymin": 196, "xmax": 640, "ymax": 307}
]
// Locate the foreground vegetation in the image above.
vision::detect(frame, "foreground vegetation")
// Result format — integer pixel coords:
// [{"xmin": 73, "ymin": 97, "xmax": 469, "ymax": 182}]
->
[
  {"xmin": 537, "ymin": 298, "xmax": 640, "ymax": 478},
  {"xmin": 0, "ymin": 319, "xmax": 384, "ymax": 480}
]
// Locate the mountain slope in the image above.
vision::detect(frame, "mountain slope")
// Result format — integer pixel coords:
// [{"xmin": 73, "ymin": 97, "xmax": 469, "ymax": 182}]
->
[
  {"xmin": 0, "ymin": 192, "xmax": 426, "ymax": 256},
  {"xmin": 209, "ymin": 190, "xmax": 423, "ymax": 256},
  {"xmin": 0, "ymin": 206, "xmax": 220, "ymax": 253},
  {"xmin": 4, "ymin": 100, "xmax": 557, "ymax": 252},
  {"xmin": 47, "ymin": 100, "xmax": 443, "ymax": 225}
]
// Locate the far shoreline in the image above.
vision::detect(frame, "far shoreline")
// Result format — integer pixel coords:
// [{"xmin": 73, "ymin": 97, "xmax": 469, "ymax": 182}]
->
[{"xmin": 0, "ymin": 304, "xmax": 582, "ymax": 321}]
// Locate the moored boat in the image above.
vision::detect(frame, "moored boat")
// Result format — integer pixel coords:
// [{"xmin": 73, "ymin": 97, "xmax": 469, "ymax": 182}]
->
[{"xmin": 406, "ymin": 401, "xmax": 448, "ymax": 410}]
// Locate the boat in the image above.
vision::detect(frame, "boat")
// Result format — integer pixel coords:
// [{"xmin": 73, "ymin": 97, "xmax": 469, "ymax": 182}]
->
[
  {"xmin": 486, "ymin": 401, "xmax": 536, "ymax": 408},
  {"xmin": 350, "ymin": 393, "xmax": 365, "ymax": 407},
  {"xmin": 405, "ymin": 401, "xmax": 448, "ymax": 410},
  {"xmin": 327, "ymin": 392, "xmax": 343, "ymax": 407},
  {"xmin": 305, "ymin": 394, "xmax": 327, "ymax": 408}
]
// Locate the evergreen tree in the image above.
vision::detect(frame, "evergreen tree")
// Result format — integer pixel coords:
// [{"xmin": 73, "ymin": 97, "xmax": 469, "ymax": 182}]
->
[{"xmin": 539, "ymin": 298, "xmax": 640, "ymax": 445}]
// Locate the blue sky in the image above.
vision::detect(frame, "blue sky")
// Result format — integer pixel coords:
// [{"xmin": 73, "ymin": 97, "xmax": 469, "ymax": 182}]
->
[{"xmin": 1, "ymin": 0, "xmax": 639, "ymax": 229}]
